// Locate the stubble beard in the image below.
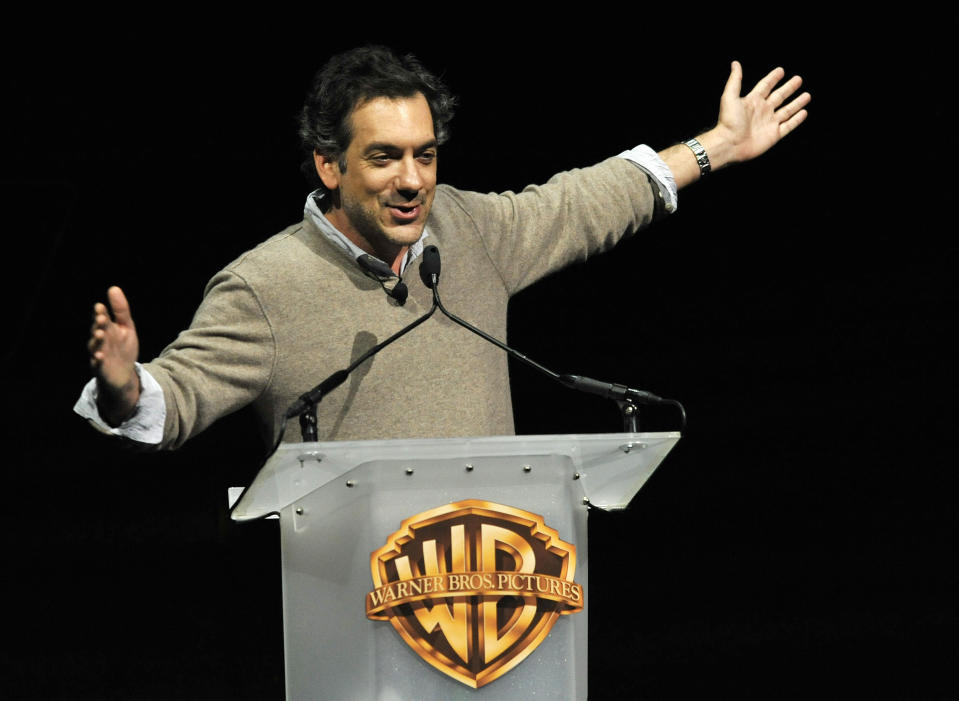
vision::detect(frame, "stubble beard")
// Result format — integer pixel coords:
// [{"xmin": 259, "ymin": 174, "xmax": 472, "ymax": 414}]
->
[{"xmin": 342, "ymin": 194, "xmax": 425, "ymax": 259}]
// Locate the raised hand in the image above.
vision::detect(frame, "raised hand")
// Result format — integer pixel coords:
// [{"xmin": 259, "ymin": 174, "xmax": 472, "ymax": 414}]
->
[
  {"xmin": 715, "ymin": 60, "xmax": 811, "ymax": 164},
  {"xmin": 88, "ymin": 286, "xmax": 141, "ymax": 425},
  {"xmin": 659, "ymin": 61, "xmax": 811, "ymax": 189}
]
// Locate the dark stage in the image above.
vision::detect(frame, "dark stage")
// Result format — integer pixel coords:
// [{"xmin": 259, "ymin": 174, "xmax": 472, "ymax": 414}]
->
[{"xmin": 3, "ymin": 20, "xmax": 954, "ymax": 700}]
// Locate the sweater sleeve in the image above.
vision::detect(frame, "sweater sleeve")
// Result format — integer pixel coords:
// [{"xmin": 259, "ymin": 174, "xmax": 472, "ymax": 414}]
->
[
  {"xmin": 144, "ymin": 269, "xmax": 277, "ymax": 450},
  {"xmin": 441, "ymin": 157, "xmax": 665, "ymax": 295}
]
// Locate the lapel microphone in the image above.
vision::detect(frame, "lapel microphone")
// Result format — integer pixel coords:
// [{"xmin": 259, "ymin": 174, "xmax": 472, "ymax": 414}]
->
[{"xmin": 357, "ymin": 254, "xmax": 408, "ymax": 305}]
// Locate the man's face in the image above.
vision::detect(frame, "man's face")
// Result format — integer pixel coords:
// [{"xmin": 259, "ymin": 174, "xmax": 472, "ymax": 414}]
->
[{"xmin": 316, "ymin": 93, "xmax": 437, "ymax": 264}]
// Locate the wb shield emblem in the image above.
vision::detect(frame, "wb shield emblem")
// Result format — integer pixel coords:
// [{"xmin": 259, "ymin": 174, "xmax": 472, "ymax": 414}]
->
[{"xmin": 366, "ymin": 499, "xmax": 583, "ymax": 688}]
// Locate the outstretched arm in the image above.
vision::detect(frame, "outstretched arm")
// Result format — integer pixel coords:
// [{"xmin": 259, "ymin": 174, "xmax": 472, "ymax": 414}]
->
[
  {"xmin": 88, "ymin": 286, "xmax": 141, "ymax": 426},
  {"xmin": 660, "ymin": 60, "xmax": 811, "ymax": 189}
]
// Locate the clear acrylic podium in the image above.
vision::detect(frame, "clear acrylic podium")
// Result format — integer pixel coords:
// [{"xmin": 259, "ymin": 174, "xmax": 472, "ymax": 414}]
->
[{"xmin": 231, "ymin": 431, "xmax": 679, "ymax": 700}]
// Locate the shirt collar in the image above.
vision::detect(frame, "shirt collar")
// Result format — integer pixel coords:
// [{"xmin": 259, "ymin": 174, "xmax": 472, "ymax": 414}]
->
[{"xmin": 304, "ymin": 190, "xmax": 429, "ymax": 276}]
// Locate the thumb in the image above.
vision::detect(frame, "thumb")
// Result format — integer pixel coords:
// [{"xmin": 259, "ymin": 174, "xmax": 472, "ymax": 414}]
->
[
  {"xmin": 722, "ymin": 60, "xmax": 743, "ymax": 101},
  {"xmin": 107, "ymin": 286, "xmax": 135, "ymax": 328}
]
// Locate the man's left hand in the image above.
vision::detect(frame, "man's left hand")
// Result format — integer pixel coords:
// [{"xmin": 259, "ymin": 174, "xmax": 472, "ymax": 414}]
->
[{"xmin": 714, "ymin": 60, "xmax": 811, "ymax": 165}]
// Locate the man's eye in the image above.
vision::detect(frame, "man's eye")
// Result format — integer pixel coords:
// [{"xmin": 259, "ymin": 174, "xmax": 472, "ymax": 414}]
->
[
  {"xmin": 418, "ymin": 152, "xmax": 436, "ymax": 164},
  {"xmin": 370, "ymin": 154, "xmax": 391, "ymax": 164}
]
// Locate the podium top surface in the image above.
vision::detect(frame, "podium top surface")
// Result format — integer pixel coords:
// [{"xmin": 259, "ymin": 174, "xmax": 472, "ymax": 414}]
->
[{"xmin": 231, "ymin": 431, "xmax": 680, "ymax": 521}]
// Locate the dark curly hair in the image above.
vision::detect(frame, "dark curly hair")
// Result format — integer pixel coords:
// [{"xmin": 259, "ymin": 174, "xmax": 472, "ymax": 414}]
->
[{"xmin": 298, "ymin": 45, "xmax": 457, "ymax": 192}]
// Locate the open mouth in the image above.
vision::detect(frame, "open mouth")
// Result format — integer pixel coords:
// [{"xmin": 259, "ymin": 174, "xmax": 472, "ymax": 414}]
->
[{"xmin": 388, "ymin": 204, "xmax": 420, "ymax": 221}]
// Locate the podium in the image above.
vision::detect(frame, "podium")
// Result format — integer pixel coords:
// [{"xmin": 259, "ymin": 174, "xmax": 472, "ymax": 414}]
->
[{"xmin": 231, "ymin": 431, "xmax": 679, "ymax": 700}]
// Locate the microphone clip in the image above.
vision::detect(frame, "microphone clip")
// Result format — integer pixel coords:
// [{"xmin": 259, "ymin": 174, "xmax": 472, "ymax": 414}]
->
[{"xmin": 357, "ymin": 253, "xmax": 408, "ymax": 305}]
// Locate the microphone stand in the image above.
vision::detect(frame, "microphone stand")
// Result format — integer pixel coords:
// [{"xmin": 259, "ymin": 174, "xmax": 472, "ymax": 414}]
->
[{"xmin": 619, "ymin": 398, "xmax": 641, "ymax": 433}]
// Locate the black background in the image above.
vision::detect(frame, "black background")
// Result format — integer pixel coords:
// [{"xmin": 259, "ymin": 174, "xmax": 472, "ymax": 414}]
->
[{"xmin": 3, "ymin": 15, "xmax": 954, "ymax": 700}]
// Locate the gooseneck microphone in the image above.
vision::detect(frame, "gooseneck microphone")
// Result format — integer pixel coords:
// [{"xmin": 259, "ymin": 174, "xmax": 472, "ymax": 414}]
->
[
  {"xmin": 419, "ymin": 245, "xmax": 686, "ymax": 431},
  {"xmin": 281, "ymin": 242, "xmax": 684, "ymax": 452}
]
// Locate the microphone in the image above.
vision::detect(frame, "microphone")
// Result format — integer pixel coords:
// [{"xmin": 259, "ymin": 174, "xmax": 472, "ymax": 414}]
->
[
  {"xmin": 389, "ymin": 281, "xmax": 408, "ymax": 304},
  {"xmin": 557, "ymin": 374, "xmax": 668, "ymax": 405},
  {"xmin": 357, "ymin": 253, "xmax": 408, "ymax": 305},
  {"xmin": 419, "ymin": 244, "xmax": 441, "ymax": 289},
  {"xmin": 421, "ymin": 245, "xmax": 685, "ymax": 430}
]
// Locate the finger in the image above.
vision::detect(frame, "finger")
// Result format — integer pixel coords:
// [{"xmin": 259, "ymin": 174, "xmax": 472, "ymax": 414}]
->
[
  {"xmin": 92, "ymin": 307, "xmax": 111, "ymax": 328},
  {"xmin": 768, "ymin": 75, "xmax": 803, "ymax": 109},
  {"xmin": 750, "ymin": 66, "xmax": 786, "ymax": 99},
  {"xmin": 88, "ymin": 330, "xmax": 105, "ymax": 359},
  {"xmin": 90, "ymin": 346, "xmax": 107, "ymax": 369},
  {"xmin": 93, "ymin": 301, "xmax": 115, "ymax": 328},
  {"xmin": 779, "ymin": 109, "xmax": 808, "ymax": 138},
  {"xmin": 722, "ymin": 60, "xmax": 743, "ymax": 101},
  {"xmin": 107, "ymin": 286, "xmax": 135, "ymax": 328},
  {"xmin": 92, "ymin": 301, "xmax": 108, "ymax": 322},
  {"xmin": 776, "ymin": 91, "xmax": 812, "ymax": 122}
]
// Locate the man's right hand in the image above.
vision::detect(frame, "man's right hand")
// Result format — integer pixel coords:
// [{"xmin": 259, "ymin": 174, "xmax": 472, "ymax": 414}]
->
[{"xmin": 88, "ymin": 286, "xmax": 141, "ymax": 426}]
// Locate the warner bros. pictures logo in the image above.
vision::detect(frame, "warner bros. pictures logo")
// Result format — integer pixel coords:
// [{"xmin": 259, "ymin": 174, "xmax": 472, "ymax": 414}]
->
[{"xmin": 366, "ymin": 499, "xmax": 584, "ymax": 688}]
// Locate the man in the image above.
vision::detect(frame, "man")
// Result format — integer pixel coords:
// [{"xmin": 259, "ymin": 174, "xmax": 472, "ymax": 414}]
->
[{"xmin": 76, "ymin": 46, "xmax": 810, "ymax": 450}]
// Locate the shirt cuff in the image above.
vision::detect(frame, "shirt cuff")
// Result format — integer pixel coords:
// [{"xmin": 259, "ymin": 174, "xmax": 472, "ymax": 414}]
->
[
  {"xmin": 617, "ymin": 144, "xmax": 678, "ymax": 214},
  {"xmin": 73, "ymin": 363, "xmax": 166, "ymax": 444}
]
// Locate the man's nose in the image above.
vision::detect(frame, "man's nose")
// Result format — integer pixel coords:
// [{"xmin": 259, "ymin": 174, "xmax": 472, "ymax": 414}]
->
[{"xmin": 395, "ymin": 156, "xmax": 424, "ymax": 194}]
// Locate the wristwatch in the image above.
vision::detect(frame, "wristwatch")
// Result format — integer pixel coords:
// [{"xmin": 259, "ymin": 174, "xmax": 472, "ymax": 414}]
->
[{"xmin": 682, "ymin": 138, "xmax": 711, "ymax": 176}]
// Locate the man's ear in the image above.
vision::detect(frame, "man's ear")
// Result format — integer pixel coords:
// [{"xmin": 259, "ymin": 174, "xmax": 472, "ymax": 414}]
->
[{"xmin": 313, "ymin": 151, "xmax": 341, "ymax": 191}]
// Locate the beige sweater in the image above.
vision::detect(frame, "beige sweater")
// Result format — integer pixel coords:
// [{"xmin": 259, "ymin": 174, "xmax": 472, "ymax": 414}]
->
[{"xmin": 145, "ymin": 157, "xmax": 663, "ymax": 449}]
